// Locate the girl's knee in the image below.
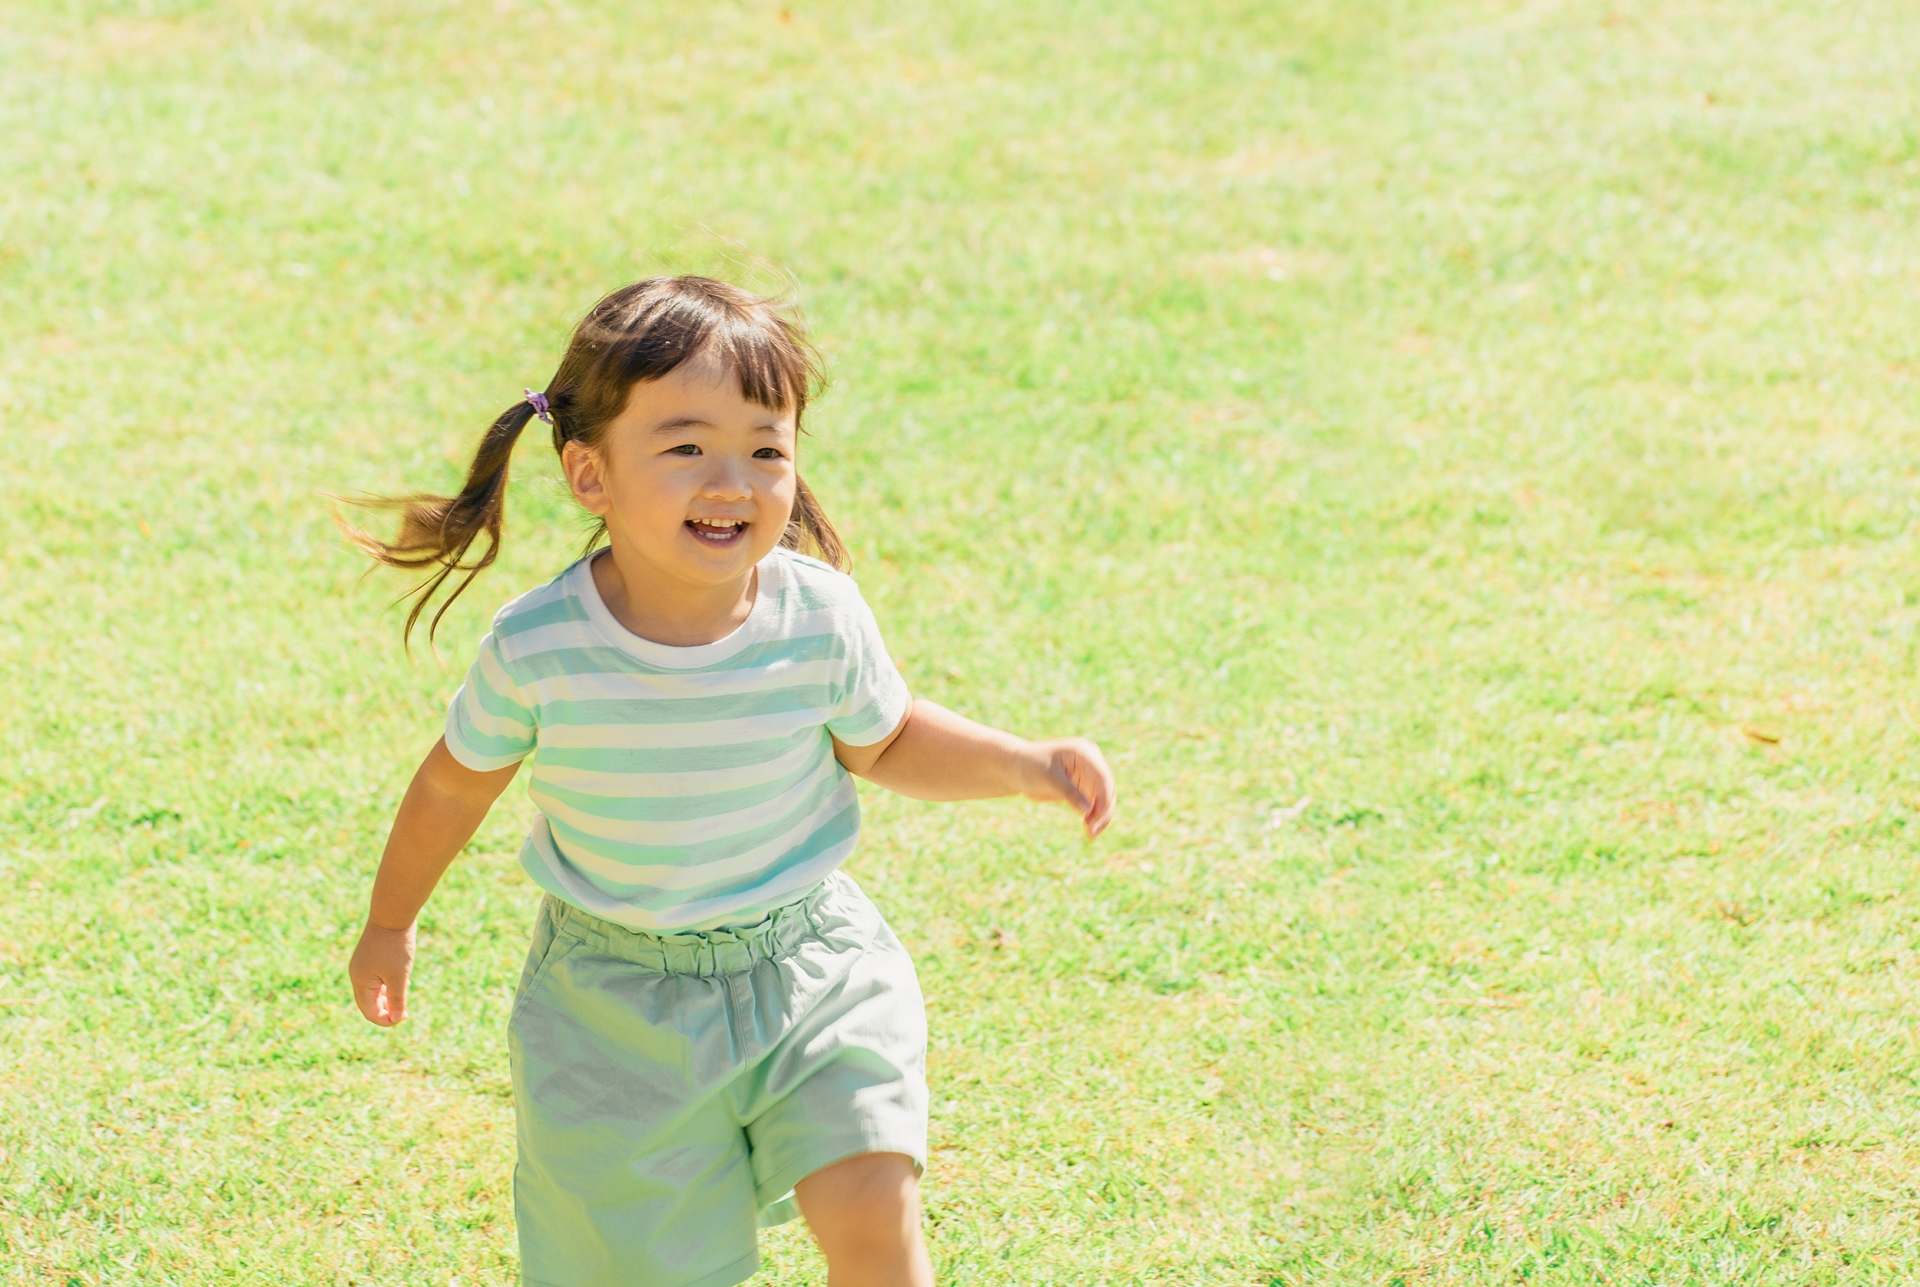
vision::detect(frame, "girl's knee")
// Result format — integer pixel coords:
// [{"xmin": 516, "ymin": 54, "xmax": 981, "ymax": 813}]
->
[{"xmin": 795, "ymin": 1152, "xmax": 927, "ymax": 1264}]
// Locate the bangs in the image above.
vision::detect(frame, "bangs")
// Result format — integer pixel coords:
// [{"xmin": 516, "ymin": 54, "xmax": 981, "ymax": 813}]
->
[
  {"xmin": 574, "ymin": 278, "xmax": 819, "ymax": 418},
  {"xmin": 710, "ymin": 315, "xmax": 811, "ymax": 412}
]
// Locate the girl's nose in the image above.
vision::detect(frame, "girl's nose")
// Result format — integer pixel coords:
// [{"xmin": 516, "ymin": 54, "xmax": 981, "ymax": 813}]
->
[{"xmin": 701, "ymin": 461, "xmax": 753, "ymax": 500}]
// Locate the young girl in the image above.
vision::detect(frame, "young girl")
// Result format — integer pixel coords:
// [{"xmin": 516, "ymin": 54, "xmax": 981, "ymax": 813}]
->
[{"xmin": 346, "ymin": 277, "xmax": 1116, "ymax": 1287}]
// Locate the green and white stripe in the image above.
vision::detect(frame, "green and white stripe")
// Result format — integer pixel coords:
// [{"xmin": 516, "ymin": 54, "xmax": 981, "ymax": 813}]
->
[{"xmin": 444, "ymin": 549, "xmax": 911, "ymax": 931}]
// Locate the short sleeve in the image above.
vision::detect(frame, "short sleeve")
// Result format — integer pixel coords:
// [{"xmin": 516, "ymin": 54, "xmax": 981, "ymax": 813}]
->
[
  {"xmin": 825, "ymin": 589, "xmax": 912, "ymax": 746},
  {"xmin": 443, "ymin": 630, "xmax": 538, "ymax": 770}
]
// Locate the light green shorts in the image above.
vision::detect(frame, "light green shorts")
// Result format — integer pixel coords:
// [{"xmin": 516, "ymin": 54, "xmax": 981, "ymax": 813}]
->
[{"xmin": 508, "ymin": 871, "xmax": 928, "ymax": 1287}]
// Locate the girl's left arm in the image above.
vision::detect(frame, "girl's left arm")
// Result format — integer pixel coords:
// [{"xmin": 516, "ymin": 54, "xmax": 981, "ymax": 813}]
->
[{"xmin": 834, "ymin": 699, "xmax": 1116, "ymax": 838}]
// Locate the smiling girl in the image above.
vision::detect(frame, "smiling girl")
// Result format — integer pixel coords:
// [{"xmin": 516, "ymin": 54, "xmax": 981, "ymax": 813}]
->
[{"xmin": 345, "ymin": 277, "xmax": 1115, "ymax": 1287}]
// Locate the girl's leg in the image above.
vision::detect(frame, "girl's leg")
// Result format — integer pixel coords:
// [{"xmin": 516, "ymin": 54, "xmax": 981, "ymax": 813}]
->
[{"xmin": 794, "ymin": 1151, "xmax": 934, "ymax": 1287}]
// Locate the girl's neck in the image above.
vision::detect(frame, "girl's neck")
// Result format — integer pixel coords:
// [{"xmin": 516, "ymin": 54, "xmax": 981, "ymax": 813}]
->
[{"xmin": 589, "ymin": 545, "xmax": 759, "ymax": 647}]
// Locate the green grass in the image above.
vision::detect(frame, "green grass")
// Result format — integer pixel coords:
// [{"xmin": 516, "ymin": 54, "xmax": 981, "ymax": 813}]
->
[{"xmin": 5, "ymin": 0, "xmax": 1920, "ymax": 1281}]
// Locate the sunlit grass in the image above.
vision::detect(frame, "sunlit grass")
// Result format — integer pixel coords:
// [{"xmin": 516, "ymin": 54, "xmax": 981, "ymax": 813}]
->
[{"xmin": 4, "ymin": 0, "xmax": 1920, "ymax": 1282}]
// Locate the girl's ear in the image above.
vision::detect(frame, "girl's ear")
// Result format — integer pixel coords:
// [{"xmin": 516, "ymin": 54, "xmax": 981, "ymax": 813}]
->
[{"xmin": 562, "ymin": 440, "xmax": 612, "ymax": 517}]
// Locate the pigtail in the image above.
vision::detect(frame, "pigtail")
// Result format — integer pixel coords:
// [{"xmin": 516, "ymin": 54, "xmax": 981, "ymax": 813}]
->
[
  {"xmin": 342, "ymin": 398, "xmax": 541, "ymax": 648},
  {"xmin": 782, "ymin": 474, "xmax": 849, "ymax": 572}
]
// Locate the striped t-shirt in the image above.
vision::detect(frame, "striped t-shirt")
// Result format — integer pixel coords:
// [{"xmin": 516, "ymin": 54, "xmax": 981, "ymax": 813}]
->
[{"xmin": 442, "ymin": 547, "xmax": 912, "ymax": 931}]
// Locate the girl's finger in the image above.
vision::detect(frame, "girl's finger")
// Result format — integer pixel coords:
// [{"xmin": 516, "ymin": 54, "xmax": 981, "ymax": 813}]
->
[
  {"xmin": 1089, "ymin": 792, "xmax": 1116, "ymax": 837},
  {"xmin": 1055, "ymin": 764, "xmax": 1093, "ymax": 816},
  {"xmin": 1075, "ymin": 754, "xmax": 1116, "ymax": 837},
  {"xmin": 353, "ymin": 973, "xmax": 409, "ymax": 1027},
  {"xmin": 1083, "ymin": 787, "xmax": 1113, "ymax": 837},
  {"xmin": 1062, "ymin": 770, "xmax": 1101, "ymax": 834}
]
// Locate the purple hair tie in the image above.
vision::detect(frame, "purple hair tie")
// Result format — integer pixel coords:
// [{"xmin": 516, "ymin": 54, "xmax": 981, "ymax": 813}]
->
[{"xmin": 523, "ymin": 388, "xmax": 553, "ymax": 425}]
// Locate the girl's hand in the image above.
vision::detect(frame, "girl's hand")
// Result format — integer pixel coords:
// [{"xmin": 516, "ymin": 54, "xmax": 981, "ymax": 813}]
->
[
  {"xmin": 1018, "ymin": 737, "xmax": 1118, "ymax": 839},
  {"xmin": 349, "ymin": 920, "xmax": 417, "ymax": 1027}
]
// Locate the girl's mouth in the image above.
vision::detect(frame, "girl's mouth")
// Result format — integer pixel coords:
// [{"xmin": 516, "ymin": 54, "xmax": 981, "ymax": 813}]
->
[{"xmin": 687, "ymin": 519, "xmax": 748, "ymax": 545}]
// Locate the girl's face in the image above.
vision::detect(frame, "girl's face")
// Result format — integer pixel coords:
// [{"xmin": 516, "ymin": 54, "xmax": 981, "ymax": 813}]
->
[{"xmin": 562, "ymin": 350, "xmax": 798, "ymax": 591}]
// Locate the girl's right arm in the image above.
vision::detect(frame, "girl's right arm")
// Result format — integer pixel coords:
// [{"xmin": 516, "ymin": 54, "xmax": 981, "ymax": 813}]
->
[{"xmin": 348, "ymin": 738, "xmax": 521, "ymax": 1027}]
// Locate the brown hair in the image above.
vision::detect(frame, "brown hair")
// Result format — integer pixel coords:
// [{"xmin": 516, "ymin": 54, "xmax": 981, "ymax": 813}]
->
[{"xmin": 346, "ymin": 276, "xmax": 846, "ymax": 645}]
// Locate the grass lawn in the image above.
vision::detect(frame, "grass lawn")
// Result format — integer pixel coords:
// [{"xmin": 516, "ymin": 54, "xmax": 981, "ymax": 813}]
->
[{"xmin": 5, "ymin": 0, "xmax": 1920, "ymax": 1281}]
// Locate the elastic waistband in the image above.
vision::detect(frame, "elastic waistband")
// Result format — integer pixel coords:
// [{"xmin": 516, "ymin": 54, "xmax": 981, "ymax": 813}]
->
[{"xmin": 542, "ymin": 877, "xmax": 836, "ymax": 977}]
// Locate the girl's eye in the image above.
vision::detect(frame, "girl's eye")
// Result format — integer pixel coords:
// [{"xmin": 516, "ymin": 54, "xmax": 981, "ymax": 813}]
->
[
  {"xmin": 668, "ymin": 444, "xmax": 701, "ymax": 456},
  {"xmin": 752, "ymin": 447, "xmax": 785, "ymax": 460}
]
